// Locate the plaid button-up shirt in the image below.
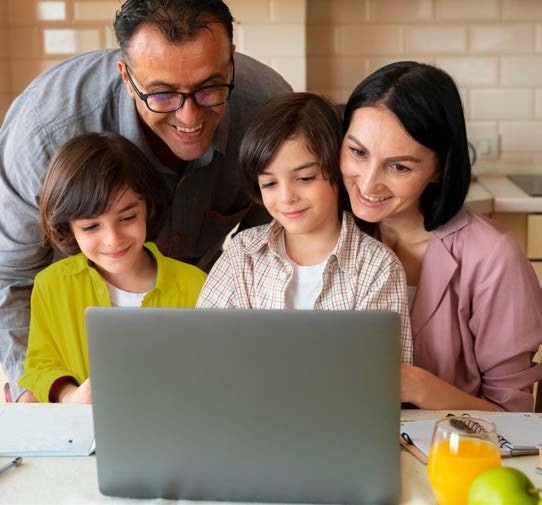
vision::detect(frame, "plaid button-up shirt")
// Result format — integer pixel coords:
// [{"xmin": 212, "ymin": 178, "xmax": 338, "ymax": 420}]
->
[{"xmin": 197, "ymin": 212, "xmax": 413, "ymax": 364}]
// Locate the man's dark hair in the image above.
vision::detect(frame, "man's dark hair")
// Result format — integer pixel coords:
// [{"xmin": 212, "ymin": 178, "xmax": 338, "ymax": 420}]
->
[
  {"xmin": 343, "ymin": 61, "xmax": 471, "ymax": 231},
  {"xmin": 40, "ymin": 131, "xmax": 169, "ymax": 255},
  {"xmin": 114, "ymin": 0, "xmax": 234, "ymax": 53},
  {"xmin": 240, "ymin": 92, "xmax": 348, "ymax": 212}
]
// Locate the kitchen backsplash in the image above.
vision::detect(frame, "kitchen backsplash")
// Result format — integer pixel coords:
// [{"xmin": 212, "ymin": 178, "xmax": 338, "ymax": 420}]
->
[
  {"xmin": 306, "ymin": 0, "xmax": 542, "ymax": 172},
  {"xmin": 2, "ymin": 0, "xmax": 542, "ymax": 172}
]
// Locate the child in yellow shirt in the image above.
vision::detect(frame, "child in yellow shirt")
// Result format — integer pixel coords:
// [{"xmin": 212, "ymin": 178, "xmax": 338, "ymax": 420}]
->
[{"xmin": 19, "ymin": 132, "xmax": 206, "ymax": 403}]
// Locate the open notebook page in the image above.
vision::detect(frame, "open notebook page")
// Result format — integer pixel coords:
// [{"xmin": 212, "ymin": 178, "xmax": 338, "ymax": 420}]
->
[
  {"xmin": 400, "ymin": 413, "xmax": 542, "ymax": 458},
  {"xmin": 0, "ymin": 404, "xmax": 95, "ymax": 457}
]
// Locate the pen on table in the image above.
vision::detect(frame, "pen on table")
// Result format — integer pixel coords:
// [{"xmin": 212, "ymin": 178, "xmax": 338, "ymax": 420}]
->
[
  {"xmin": 400, "ymin": 433, "xmax": 428, "ymax": 464},
  {"xmin": 0, "ymin": 457, "xmax": 23, "ymax": 478}
]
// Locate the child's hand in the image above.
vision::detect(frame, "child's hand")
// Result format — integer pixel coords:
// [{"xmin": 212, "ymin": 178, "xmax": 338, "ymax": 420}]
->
[
  {"xmin": 58, "ymin": 378, "xmax": 92, "ymax": 404},
  {"xmin": 16, "ymin": 390, "xmax": 38, "ymax": 403}
]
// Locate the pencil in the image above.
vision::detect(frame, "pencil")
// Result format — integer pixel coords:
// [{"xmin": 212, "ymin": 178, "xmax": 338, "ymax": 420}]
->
[
  {"xmin": 400, "ymin": 436, "xmax": 428, "ymax": 464},
  {"xmin": 0, "ymin": 457, "xmax": 23, "ymax": 478}
]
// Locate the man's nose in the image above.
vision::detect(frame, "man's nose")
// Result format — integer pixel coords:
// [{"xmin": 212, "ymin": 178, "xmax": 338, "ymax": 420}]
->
[{"xmin": 174, "ymin": 96, "xmax": 201, "ymax": 126}]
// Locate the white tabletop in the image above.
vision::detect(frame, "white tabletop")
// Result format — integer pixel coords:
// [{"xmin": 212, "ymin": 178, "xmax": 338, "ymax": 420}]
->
[{"xmin": 1, "ymin": 409, "xmax": 540, "ymax": 505}]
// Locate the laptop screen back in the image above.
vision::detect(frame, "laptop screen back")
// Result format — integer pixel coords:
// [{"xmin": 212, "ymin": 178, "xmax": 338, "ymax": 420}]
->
[{"xmin": 86, "ymin": 308, "xmax": 401, "ymax": 504}]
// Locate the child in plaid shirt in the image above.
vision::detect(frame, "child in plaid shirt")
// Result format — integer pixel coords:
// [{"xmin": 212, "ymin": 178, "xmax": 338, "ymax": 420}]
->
[{"xmin": 197, "ymin": 92, "xmax": 412, "ymax": 363}]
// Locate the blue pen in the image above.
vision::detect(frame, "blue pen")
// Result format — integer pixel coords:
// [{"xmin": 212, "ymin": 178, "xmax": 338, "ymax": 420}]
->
[{"xmin": 0, "ymin": 457, "xmax": 23, "ymax": 478}]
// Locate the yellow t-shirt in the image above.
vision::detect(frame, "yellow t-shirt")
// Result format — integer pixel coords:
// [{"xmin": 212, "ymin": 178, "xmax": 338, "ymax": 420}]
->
[{"xmin": 19, "ymin": 243, "xmax": 206, "ymax": 402}]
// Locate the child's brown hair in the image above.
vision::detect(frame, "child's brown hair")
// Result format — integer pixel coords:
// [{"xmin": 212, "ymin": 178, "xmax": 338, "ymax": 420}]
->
[
  {"xmin": 40, "ymin": 131, "xmax": 169, "ymax": 255},
  {"xmin": 239, "ymin": 92, "xmax": 346, "ymax": 210}
]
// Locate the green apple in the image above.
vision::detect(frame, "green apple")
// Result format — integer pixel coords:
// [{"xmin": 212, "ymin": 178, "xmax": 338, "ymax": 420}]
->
[{"xmin": 467, "ymin": 467, "xmax": 542, "ymax": 505}]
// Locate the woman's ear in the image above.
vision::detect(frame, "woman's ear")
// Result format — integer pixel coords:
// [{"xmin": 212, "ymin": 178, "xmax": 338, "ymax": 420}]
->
[
  {"xmin": 431, "ymin": 171, "xmax": 442, "ymax": 184},
  {"xmin": 431, "ymin": 157, "xmax": 444, "ymax": 184}
]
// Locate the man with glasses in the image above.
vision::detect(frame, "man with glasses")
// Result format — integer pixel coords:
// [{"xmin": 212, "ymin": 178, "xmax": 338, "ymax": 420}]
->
[{"xmin": 0, "ymin": 0, "xmax": 291, "ymax": 402}]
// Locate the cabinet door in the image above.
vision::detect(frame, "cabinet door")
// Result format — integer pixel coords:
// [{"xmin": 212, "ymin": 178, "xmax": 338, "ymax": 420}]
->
[
  {"xmin": 491, "ymin": 213, "xmax": 527, "ymax": 253},
  {"xmin": 531, "ymin": 262, "xmax": 542, "ymax": 285},
  {"xmin": 527, "ymin": 215, "xmax": 542, "ymax": 259}
]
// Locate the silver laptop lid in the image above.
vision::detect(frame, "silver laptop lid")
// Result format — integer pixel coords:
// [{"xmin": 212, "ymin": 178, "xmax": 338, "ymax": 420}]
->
[{"xmin": 86, "ymin": 308, "xmax": 400, "ymax": 504}]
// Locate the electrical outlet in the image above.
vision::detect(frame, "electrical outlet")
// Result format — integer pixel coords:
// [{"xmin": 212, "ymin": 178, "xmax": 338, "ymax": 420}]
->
[{"xmin": 471, "ymin": 133, "xmax": 499, "ymax": 160}]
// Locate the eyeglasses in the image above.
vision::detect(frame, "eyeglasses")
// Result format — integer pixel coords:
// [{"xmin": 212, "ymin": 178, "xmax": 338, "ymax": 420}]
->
[{"xmin": 124, "ymin": 59, "xmax": 235, "ymax": 113}]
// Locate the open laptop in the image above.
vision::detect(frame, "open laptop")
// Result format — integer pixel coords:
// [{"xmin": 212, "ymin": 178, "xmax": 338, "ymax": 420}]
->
[{"xmin": 86, "ymin": 308, "xmax": 401, "ymax": 504}]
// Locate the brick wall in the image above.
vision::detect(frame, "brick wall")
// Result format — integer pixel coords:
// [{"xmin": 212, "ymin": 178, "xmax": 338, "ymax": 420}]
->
[
  {"xmin": 228, "ymin": 0, "xmax": 306, "ymax": 92},
  {"xmin": 307, "ymin": 0, "xmax": 542, "ymax": 168},
  {"xmin": 0, "ymin": 0, "xmax": 120, "ymax": 121},
  {"xmin": 9, "ymin": 0, "xmax": 119, "ymax": 85}
]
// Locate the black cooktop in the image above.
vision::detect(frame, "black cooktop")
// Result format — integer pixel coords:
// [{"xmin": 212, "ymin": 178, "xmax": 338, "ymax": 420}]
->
[{"xmin": 507, "ymin": 174, "xmax": 542, "ymax": 196}]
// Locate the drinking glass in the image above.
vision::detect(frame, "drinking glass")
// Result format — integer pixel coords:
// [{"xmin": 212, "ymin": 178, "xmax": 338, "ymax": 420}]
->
[{"xmin": 427, "ymin": 416, "xmax": 502, "ymax": 505}]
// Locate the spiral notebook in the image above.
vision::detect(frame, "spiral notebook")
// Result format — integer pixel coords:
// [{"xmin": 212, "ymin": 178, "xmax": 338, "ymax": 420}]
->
[{"xmin": 400, "ymin": 413, "xmax": 542, "ymax": 462}]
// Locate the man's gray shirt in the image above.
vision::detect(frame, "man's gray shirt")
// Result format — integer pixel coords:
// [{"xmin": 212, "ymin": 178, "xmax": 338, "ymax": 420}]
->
[{"xmin": 0, "ymin": 49, "xmax": 291, "ymax": 398}]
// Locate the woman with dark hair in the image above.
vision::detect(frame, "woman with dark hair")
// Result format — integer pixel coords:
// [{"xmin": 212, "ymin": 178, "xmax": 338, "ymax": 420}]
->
[{"xmin": 341, "ymin": 61, "xmax": 542, "ymax": 411}]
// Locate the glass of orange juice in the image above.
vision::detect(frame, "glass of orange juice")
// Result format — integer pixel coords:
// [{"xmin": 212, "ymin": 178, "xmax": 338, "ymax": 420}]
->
[{"xmin": 427, "ymin": 416, "xmax": 501, "ymax": 505}]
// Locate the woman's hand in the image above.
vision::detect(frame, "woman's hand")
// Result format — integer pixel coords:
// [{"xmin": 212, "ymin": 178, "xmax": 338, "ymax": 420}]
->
[
  {"xmin": 401, "ymin": 364, "xmax": 433, "ymax": 406},
  {"xmin": 401, "ymin": 364, "xmax": 500, "ymax": 411}
]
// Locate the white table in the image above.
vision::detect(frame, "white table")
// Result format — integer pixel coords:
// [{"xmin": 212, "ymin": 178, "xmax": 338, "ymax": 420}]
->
[{"xmin": 1, "ymin": 409, "xmax": 540, "ymax": 504}]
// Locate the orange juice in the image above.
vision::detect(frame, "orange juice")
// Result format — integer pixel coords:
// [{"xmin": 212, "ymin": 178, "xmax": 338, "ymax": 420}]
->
[{"xmin": 427, "ymin": 437, "xmax": 501, "ymax": 505}]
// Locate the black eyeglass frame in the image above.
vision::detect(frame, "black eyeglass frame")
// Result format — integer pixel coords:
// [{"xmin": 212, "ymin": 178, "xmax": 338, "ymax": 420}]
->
[{"xmin": 124, "ymin": 58, "xmax": 235, "ymax": 113}]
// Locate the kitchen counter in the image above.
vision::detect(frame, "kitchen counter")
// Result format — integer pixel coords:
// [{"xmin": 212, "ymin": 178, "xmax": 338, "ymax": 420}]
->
[
  {"xmin": 469, "ymin": 175, "xmax": 542, "ymax": 283},
  {"xmin": 477, "ymin": 175, "xmax": 542, "ymax": 213},
  {"xmin": 465, "ymin": 181, "xmax": 493, "ymax": 214}
]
